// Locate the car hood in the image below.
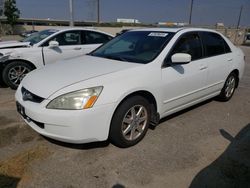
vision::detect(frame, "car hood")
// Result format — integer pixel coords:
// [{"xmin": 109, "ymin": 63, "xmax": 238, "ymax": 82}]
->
[
  {"xmin": 21, "ymin": 55, "xmax": 141, "ymax": 98},
  {"xmin": 0, "ymin": 41, "xmax": 31, "ymax": 49}
]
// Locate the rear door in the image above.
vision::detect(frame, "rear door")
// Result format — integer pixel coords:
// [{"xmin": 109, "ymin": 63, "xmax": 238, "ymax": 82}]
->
[{"xmin": 199, "ymin": 32, "xmax": 233, "ymax": 94}]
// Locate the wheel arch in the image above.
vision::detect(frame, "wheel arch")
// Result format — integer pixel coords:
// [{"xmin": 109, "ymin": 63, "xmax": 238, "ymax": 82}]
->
[
  {"xmin": 111, "ymin": 90, "xmax": 159, "ymax": 126},
  {"xmin": 3, "ymin": 59, "xmax": 37, "ymax": 70}
]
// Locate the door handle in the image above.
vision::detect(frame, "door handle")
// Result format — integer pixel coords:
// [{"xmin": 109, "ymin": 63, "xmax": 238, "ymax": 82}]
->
[
  {"xmin": 199, "ymin": 65, "xmax": 207, "ymax": 70},
  {"xmin": 227, "ymin": 58, "xmax": 233, "ymax": 62},
  {"xmin": 74, "ymin": 47, "xmax": 82, "ymax": 50}
]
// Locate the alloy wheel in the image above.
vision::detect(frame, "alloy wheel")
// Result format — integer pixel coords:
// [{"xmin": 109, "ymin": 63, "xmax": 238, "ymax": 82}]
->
[
  {"xmin": 121, "ymin": 105, "xmax": 148, "ymax": 141},
  {"xmin": 225, "ymin": 76, "xmax": 236, "ymax": 98},
  {"xmin": 8, "ymin": 65, "xmax": 30, "ymax": 86}
]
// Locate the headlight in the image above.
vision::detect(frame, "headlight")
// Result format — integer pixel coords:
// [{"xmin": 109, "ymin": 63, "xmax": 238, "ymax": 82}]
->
[{"xmin": 46, "ymin": 86, "xmax": 103, "ymax": 110}]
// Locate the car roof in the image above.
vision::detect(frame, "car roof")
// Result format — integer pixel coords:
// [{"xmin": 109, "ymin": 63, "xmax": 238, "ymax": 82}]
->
[
  {"xmin": 49, "ymin": 27, "xmax": 97, "ymax": 31},
  {"xmin": 34, "ymin": 27, "xmax": 114, "ymax": 47},
  {"xmin": 129, "ymin": 27, "xmax": 219, "ymax": 33},
  {"xmin": 40, "ymin": 27, "xmax": 114, "ymax": 37}
]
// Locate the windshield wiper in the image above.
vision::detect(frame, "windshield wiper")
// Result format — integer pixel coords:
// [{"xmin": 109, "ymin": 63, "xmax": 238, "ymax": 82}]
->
[{"xmin": 102, "ymin": 55, "xmax": 128, "ymax": 62}]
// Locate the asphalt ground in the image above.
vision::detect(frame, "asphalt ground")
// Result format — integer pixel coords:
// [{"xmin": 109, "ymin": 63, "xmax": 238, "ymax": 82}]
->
[{"xmin": 0, "ymin": 46, "xmax": 249, "ymax": 188}]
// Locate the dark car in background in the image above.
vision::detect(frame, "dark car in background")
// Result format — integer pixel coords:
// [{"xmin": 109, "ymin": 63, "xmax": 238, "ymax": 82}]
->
[{"xmin": 20, "ymin": 30, "xmax": 38, "ymax": 38}]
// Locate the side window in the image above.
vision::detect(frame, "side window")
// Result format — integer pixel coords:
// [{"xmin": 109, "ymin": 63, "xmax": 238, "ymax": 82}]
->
[
  {"xmin": 44, "ymin": 31, "xmax": 81, "ymax": 46},
  {"xmin": 85, "ymin": 31, "xmax": 111, "ymax": 44},
  {"xmin": 201, "ymin": 32, "xmax": 231, "ymax": 57},
  {"xmin": 169, "ymin": 33, "xmax": 202, "ymax": 62}
]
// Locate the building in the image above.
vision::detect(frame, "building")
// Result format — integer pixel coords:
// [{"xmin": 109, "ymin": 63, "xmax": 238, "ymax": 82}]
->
[
  {"xmin": 157, "ymin": 22, "xmax": 188, "ymax": 27},
  {"xmin": 216, "ymin": 23, "xmax": 225, "ymax": 28},
  {"xmin": 117, "ymin": 18, "xmax": 140, "ymax": 24}
]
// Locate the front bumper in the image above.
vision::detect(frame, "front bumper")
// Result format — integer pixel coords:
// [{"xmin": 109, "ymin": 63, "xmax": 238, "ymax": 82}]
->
[{"xmin": 15, "ymin": 87, "xmax": 116, "ymax": 144}]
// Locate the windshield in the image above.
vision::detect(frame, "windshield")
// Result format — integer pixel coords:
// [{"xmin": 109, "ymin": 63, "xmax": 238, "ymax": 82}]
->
[
  {"xmin": 90, "ymin": 31, "xmax": 174, "ymax": 64},
  {"xmin": 21, "ymin": 29, "xmax": 58, "ymax": 45}
]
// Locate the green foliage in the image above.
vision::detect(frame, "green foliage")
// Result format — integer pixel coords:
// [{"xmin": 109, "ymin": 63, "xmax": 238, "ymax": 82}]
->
[{"xmin": 4, "ymin": 0, "xmax": 20, "ymax": 27}]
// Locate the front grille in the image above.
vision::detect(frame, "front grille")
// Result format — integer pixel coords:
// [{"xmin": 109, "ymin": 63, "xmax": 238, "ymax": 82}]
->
[{"xmin": 21, "ymin": 87, "xmax": 45, "ymax": 103}]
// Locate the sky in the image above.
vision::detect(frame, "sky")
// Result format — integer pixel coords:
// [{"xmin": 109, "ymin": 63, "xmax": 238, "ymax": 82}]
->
[{"xmin": 16, "ymin": 0, "xmax": 250, "ymax": 27}]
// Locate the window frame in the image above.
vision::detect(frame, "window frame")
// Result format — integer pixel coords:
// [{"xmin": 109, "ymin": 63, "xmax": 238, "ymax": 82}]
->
[
  {"xmin": 41, "ymin": 30, "xmax": 82, "ymax": 47},
  {"xmin": 199, "ymin": 31, "xmax": 232, "ymax": 58},
  {"xmin": 162, "ymin": 31, "xmax": 204, "ymax": 68},
  {"xmin": 83, "ymin": 30, "xmax": 113, "ymax": 45}
]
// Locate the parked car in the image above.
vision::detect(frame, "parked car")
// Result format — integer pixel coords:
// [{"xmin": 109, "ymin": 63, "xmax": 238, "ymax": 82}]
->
[
  {"xmin": 15, "ymin": 28, "xmax": 245, "ymax": 148},
  {"xmin": 20, "ymin": 30, "xmax": 38, "ymax": 38},
  {"xmin": 116, "ymin": 29, "xmax": 130, "ymax": 36},
  {"xmin": 245, "ymin": 33, "xmax": 250, "ymax": 41},
  {"xmin": 0, "ymin": 28, "xmax": 113, "ymax": 89}
]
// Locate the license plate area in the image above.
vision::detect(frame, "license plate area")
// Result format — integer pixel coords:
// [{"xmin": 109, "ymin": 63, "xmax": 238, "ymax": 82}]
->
[
  {"xmin": 16, "ymin": 102, "xmax": 27, "ymax": 119},
  {"xmin": 16, "ymin": 102, "xmax": 45, "ymax": 129}
]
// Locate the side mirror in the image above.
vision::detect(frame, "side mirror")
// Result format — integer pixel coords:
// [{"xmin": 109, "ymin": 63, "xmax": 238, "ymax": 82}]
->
[
  {"xmin": 49, "ymin": 41, "xmax": 59, "ymax": 48},
  {"xmin": 171, "ymin": 53, "xmax": 191, "ymax": 64}
]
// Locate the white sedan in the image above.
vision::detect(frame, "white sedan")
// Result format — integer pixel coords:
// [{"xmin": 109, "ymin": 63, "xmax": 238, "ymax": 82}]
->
[
  {"xmin": 15, "ymin": 28, "xmax": 245, "ymax": 148},
  {"xmin": 0, "ymin": 28, "xmax": 113, "ymax": 89}
]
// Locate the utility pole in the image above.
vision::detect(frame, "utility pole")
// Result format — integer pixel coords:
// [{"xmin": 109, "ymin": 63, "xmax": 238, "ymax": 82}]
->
[
  {"xmin": 97, "ymin": 0, "xmax": 100, "ymax": 24},
  {"xmin": 234, "ymin": 5, "xmax": 243, "ymax": 44},
  {"xmin": 189, "ymin": 0, "xmax": 194, "ymax": 25},
  {"xmin": 236, "ymin": 5, "xmax": 243, "ymax": 29},
  {"xmin": 69, "ymin": 0, "xmax": 74, "ymax": 26}
]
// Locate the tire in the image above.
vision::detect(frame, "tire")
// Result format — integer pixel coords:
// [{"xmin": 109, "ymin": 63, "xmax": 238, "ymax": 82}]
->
[
  {"xmin": 218, "ymin": 72, "xmax": 238, "ymax": 101},
  {"xmin": 2, "ymin": 61, "xmax": 33, "ymax": 90},
  {"xmin": 109, "ymin": 96, "xmax": 151, "ymax": 148},
  {"xmin": 0, "ymin": 74, "xmax": 8, "ymax": 88}
]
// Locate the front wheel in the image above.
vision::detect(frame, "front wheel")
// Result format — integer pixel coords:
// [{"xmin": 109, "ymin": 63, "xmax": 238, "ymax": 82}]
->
[
  {"xmin": 109, "ymin": 96, "xmax": 151, "ymax": 148},
  {"xmin": 218, "ymin": 72, "xmax": 238, "ymax": 101},
  {"xmin": 2, "ymin": 61, "xmax": 33, "ymax": 90}
]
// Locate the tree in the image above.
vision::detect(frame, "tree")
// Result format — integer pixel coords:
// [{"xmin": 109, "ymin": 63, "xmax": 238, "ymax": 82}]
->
[{"xmin": 4, "ymin": 0, "xmax": 20, "ymax": 29}]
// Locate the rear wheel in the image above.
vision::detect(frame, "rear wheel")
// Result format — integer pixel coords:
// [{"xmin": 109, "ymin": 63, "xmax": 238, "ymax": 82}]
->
[
  {"xmin": 218, "ymin": 72, "xmax": 237, "ymax": 101},
  {"xmin": 109, "ymin": 96, "xmax": 151, "ymax": 148},
  {"xmin": 2, "ymin": 61, "xmax": 33, "ymax": 90}
]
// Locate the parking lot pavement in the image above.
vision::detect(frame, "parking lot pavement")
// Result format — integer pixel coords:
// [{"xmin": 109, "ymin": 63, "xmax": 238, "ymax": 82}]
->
[{"xmin": 0, "ymin": 46, "xmax": 250, "ymax": 188}]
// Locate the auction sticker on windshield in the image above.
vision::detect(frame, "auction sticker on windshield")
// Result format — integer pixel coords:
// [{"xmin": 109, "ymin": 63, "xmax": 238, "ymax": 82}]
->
[{"xmin": 148, "ymin": 32, "xmax": 168, "ymax": 37}]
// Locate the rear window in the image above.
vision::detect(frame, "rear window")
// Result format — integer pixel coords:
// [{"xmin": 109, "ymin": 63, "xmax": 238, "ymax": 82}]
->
[
  {"xmin": 200, "ymin": 32, "xmax": 231, "ymax": 57},
  {"xmin": 84, "ymin": 31, "xmax": 112, "ymax": 44}
]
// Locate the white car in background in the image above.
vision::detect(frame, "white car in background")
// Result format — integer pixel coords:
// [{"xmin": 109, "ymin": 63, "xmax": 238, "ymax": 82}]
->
[
  {"xmin": 0, "ymin": 28, "xmax": 113, "ymax": 89},
  {"xmin": 16, "ymin": 28, "xmax": 245, "ymax": 148}
]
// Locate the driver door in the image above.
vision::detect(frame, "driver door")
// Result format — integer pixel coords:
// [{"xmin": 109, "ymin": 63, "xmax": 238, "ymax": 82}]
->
[
  {"xmin": 42, "ymin": 30, "xmax": 86, "ymax": 64},
  {"xmin": 161, "ymin": 32, "xmax": 208, "ymax": 115}
]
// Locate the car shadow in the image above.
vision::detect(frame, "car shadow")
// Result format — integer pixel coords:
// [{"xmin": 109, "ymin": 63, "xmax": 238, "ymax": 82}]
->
[
  {"xmin": 0, "ymin": 174, "xmax": 20, "ymax": 188},
  {"xmin": 0, "ymin": 79, "xmax": 8, "ymax": 88},
  {"xmin": 189, "ymin": 123, "xmax": 250, "ymax": 188},
  {"xmin": 43, "ymin": 136, "xmax": 110, "ymax": 150}
]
